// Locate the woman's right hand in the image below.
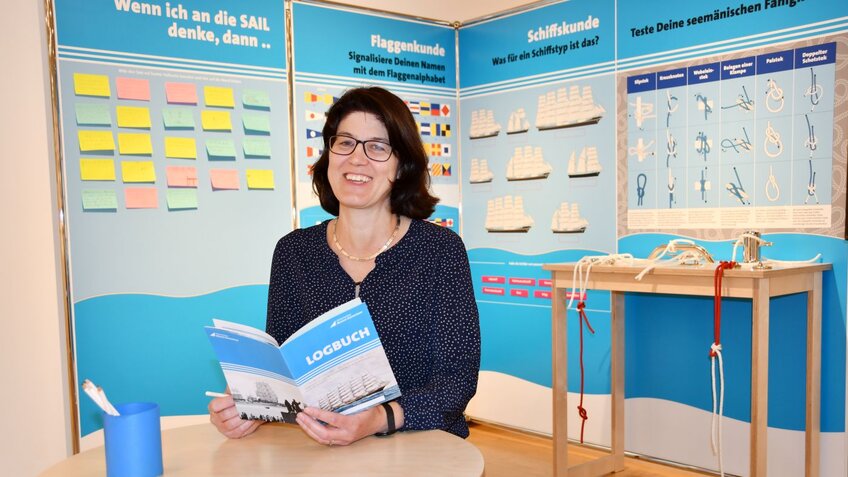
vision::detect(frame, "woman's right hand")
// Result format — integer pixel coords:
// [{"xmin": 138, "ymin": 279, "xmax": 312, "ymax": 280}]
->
[{"xmin": 208, "ymin": 394, "xmax": 264, "ymax": 439}]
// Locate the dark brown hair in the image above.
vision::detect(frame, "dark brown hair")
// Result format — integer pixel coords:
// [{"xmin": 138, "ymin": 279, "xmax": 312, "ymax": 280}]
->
[{"xmin": 311, "ymin": 87, "xmax": 438, "ymax": 219}]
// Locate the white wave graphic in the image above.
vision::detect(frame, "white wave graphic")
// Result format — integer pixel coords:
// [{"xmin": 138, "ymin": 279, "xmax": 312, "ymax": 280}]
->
[{"xmin": 466, "ymin": 371, "xmax": 846, "ymax": 476}]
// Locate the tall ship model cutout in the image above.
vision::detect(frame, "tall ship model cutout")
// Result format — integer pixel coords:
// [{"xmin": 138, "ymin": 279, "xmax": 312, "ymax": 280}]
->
[
  {"xmin": 506, "ymin": 108, "xmax": 530, "ymax": 134},
  {"xmin": 551, "ymin": 202, "xmax": 588, "ymax": 233},
  {"xmin": 469, "ymin": 158, "xmax": 494, "ymax": 184},
  {"xmin": 506, "ymin": 146, "xmax": 552, "ymax": 181},
  {"xmin": 567, "ymin": 146, "xmax": 602, "ymax": 178},
  {"xmin": 536, "ymin": 85, "xmax": 605, "ymax": 130},
  {"xmin": 485, "ymin": 195, "xmax": 534, "ymax": 233},
  {"xmin": 469, "ymin": 109, "xmax": 500, "ymax": 139}
]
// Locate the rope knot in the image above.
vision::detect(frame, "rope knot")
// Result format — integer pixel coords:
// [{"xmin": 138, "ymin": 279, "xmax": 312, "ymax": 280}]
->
[
  {"xmin": 710, "ymin": 342, "xmax": 722, "ymax": 357},
  {"xmin": 577, "ymin": 405, "xmax": 588, "ymax": 420},
  {"xmin": 576, "ymin": 301, "xmax": 586, "ymax": 311}
]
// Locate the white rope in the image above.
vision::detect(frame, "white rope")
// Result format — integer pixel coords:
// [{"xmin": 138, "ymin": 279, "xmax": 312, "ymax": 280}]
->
[
  {"xmin": 763, "ymin": 254, "xmax": 821, "ymax": 266},
  {"xmin": 710, "ymin": 343, "xmax": 725, "ymax": 477},
  {"xmin": 633, "ymin": 239, "xmax": 700, "ymax": 281},
  {"xmin": 568, "ymin": 254, "xmax": 635, "ymax": 308},
  {"xmin": 731, "ymin": 233, "xmax": 770, "ymax": 263},
  {"xmin": 763, "ymin": 121, "xmax": 783, "ymax": 158}
]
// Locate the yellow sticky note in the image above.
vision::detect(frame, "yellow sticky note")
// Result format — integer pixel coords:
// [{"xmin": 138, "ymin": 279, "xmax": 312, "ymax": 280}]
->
[
  {"xmin": 80, "ymin": 158, "xmax": 116, "ymax": 181},
  {"xmin": 74, "ymin": 73, "xmax": 111, "ymax": 97},
  {"xmin": 116, "ymin": 106, "xmax": 151, "ymax": 129},
  {"xmin": 78, "ymin": 130, "xmax": 115, "ymax": 152},
  {"xmin": 246, "ymin": 169, "xmax": 274, "ymax": 189},
  {"xmin": 118, "ymin": 133, "xmax": 153, "ymax": 155},
  {"xmin": 201, "ymin": 110, "xmax": 232, "ymax": 131},
  {"xmin": 204, "ymin": 86, "xmax": 235, "ymax": 108},
  {"xmin": 164, "ymin": 137, "xmax": 197, "ymax": 159},
  {"xmin": 121, "ymin": 161, "xmax": 156, "ymax": 183}
]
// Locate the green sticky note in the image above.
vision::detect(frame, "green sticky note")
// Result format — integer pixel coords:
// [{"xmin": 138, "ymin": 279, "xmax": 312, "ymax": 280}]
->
[
  {"xmin": 243, "ymin": 114, "xmax": 270, "ymax": 134},
  {"xmin": 81, "ymin": 189, "xmax": 117, "ymax": 210},
  {"xmin": 75, "ymin": 103, "xmax": 112, "ymax": 126},
  {"xmin": 242, "ymin": 89, "xmax": 271, "ymax": 109},
  {"xmin": 162, "ymin": 108, "xmax": 195, "ymax": 129},
  {"xmin": 167, "ymin": 188, "xmax": 198, "ymax": 210},
  {"xmin": 206, "ymin": 139, "xmax": 236, "ymax": 159},
  {"xmin": 243, "ymin": 137, "xmax": 271, "ymax": 158}
]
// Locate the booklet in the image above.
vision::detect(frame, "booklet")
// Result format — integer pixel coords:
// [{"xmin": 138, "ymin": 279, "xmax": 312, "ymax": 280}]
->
[{"xmin": 205, "ymin": 298, "xmax": 401, "ymax": 423}]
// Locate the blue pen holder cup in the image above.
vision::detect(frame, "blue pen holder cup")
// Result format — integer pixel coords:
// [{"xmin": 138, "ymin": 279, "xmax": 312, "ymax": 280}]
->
[{"xmin": 103, "ymin": 402, "xmax": 163, "ymax": 477}]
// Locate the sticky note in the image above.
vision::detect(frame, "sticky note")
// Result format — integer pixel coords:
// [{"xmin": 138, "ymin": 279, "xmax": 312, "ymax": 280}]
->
[
  {"xmin": 166, "ymin": 165, "xmax": 198, "ymax": 187},
  {"xmin": 243, "ymin": 114, "xmax": 270, "ymax": 134},
  {"xmin": 165, "ymin": 82, "xmax": 197, "ymax": 104},
  {"xmin": 82, "ymin": 190, "xmax": 118, "ymax": 210},
  {"xmin": 243, "ymin": 89, "xmax": 271, "ymax": 109},
  {"xmin": 167, "ymin": 189, "xmax": 198, "ymax": 210},
  {"xmin": 246, "ymin": 169, "xmax": 274, "ymax": 189},
  {"xmin": 243, "ymin": 137, "xmax": 271, "ymax": 158},
  {"xmin": 204, "ymin": 86, "xmax": 235, "ymax": 108},
  {"xmin": 116, "ymin": 77, "xmax": 150, "ymax": 101},
  {"xmin": 74, "ymin": 73, "xmax": 110, "ymax": 97},
  {"xmin": 201, "ymin": 110, "xmax": 232, "ymax": 131},
  {"xmin": 78, "ymin": 130, "xmax": 115, "ymax": 152},
  {"xmin": 80, "ymin": 158, "xmax": 116, "ymax": 181},
  {"xmin": 121, "ymin": 161, "xmax": 156, "ymax": 183},
  {"xmin": 75, "ymin": 103, "xmax": 111, "ymax": 126},
  {"xmin": 164, "ymin": 137, "xmax": 197, "ymax": 159},
  {"xmin": 210, "ymin": 169, "xmax": 239, "ymax": 190},
  {"xmin": 116, "ymin": 106, "xmax": 151, "ymax": 129},
  {"xmin": 162, "ymin": 108, "xmax": 195, "ymax": 129},
  {"xmin": 118, "ymin": 133, "xmax": 153, "ymax": 155},
  {"xmin": 125, "ymin": 188, "xmax": 158, "ymax": 209},
  {"xmin": 206, "ymin": 139, "xmax": 236, "ymax": 159}
]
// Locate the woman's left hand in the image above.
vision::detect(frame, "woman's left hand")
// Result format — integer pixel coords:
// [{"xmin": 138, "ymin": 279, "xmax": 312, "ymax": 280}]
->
[{"xmin": 296, "ymin": 405, "xmax": 382, "ymax": 446}]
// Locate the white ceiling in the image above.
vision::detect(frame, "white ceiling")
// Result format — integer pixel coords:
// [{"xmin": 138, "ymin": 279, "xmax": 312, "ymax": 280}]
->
[{"xmin": 342, "ymin": 0, "xmax": 536, "ymax": 24}]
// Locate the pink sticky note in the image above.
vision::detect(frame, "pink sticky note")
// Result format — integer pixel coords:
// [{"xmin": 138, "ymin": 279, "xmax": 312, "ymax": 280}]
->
[
  {"xmin": 166, "ymin": 166, "xmax": 198, "ymax": 188},
  {"xmin": 165, "ymin": 82, "xmax": 198, "ymax": 105},
  {"xmin": 210, "ymin": 169, "xmax": 239, "ymax": 190},
  {"xmin": 116, "ymin": 77, "xmax": 151, "ymax": 101},
  {"xmin": 125, "ymin": 187, "xmax": 158, "ymax": 209}
]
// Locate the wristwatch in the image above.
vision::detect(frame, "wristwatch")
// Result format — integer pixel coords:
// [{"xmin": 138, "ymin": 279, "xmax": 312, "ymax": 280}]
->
[{"xmin": 374, "ymin": 402, "xmax": 397, "ymax": 436}]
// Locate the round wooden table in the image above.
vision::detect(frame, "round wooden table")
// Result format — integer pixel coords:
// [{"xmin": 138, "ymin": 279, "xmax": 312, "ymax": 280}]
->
[{"xmin": 40, "ymin": 422, "xmax": 485, "ymax": 476}]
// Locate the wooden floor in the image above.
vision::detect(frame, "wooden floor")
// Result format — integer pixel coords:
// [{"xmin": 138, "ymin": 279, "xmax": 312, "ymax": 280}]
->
[{"xmin": 466, "ymin": 421, "xmax": 715, "ymax": 477}]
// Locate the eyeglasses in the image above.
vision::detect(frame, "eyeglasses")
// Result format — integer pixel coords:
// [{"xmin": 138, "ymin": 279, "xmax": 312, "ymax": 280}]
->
[{"xmin": 329, "ymin": 135, "xmax": 393, "ymax": 162}]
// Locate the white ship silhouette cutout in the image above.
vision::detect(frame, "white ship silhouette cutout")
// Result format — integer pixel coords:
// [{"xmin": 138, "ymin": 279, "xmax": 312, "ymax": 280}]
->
[
  {"xmin": 485, "ymin": 196, "xmax": 534, "ymax": 233},
  {"xmin": 469, "ymin": 158, "xmax": 494, "ymax": 184},
  {"xmin": 507, "ymin": 108, "xmax": 530, "ymax": 134},
  {"xmin": 551, "ymin": 203, "xmax": 588, "ymax": 233},
  {"xmin": 317, "ymin": 373, "xmax": 388, "ymax": 412},
  {"xmin": 506, "ymin": 146, "xmax": 552, "ymax": 181},
  {"xmin": 567, "ymin": 146, "xmax": 602, "ymax": 178},
  {"xmin": 469, "ymin": 109, "xmax": 500, "ymax": 139},
  {"xmin": 535, "ymin": 85, "xmax": 605, "ymax": 131}
]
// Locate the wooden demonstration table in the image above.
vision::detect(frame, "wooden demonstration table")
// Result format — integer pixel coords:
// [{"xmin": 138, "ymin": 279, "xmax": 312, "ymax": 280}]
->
[
  {"xmin": 543, "ymin": 262, "xmax": 830, "ymax": 477},
  {"xmin": 40, "ymin": 422, "xmax": 485, "ymax": 476}
]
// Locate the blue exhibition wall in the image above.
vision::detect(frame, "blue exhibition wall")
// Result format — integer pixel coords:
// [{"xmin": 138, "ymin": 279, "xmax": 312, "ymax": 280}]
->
[
  {"xmin": 54, "ymin": 0, "xmax": 292, "ymax": 436},
  {"xmin": 460, "ymin": 0, "xmax": 848, "ymax": 475}
]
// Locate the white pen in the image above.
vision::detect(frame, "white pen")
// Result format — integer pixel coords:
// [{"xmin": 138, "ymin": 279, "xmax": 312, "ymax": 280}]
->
[
  {"xmin": 83, "ymin": 379, "xmax": 120, "ymax": 416},
  {"xmin": 205, "ymin": 391, "xmax": 230, "ymax": 398}
]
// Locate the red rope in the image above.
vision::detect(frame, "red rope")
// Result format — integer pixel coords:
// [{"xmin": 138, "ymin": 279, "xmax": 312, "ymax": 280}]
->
[
  {"xmin": 576, "ymin": 301, "xmax": 595, "ymax": 443},
  {"xmin": 712, "ymin": 261, "xmax": 736, "ymax": 356}
]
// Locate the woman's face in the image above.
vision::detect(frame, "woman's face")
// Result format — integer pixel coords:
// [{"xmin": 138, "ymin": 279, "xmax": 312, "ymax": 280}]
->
[{"xmin": 328, "ymin": 111, "xmax": 398, "ymax": 214}]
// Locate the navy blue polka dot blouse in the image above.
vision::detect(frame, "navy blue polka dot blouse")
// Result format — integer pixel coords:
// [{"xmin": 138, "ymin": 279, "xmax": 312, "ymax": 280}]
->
[{"xmin": 265, "ymin": 218, "xmax": 481, "ymax": 438}]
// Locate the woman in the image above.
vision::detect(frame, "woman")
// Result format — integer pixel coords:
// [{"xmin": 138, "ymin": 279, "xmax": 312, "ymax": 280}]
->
[{"xmin": 209, "ymin": 87, "xmax": 480, "ymax": 445}]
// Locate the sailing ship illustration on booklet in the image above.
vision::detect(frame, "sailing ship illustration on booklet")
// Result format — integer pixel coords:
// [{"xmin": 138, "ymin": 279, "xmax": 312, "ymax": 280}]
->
[
  {"xmin": 506, "ymin": 108, "xmax": 530, "ymax": 134},
  {"xmin": 469, "ymin": 158, "xmax": 494, "ymax": 184},
  {"xmin": 535, "ymin": 85, "xmax": 605, "ymax": 130},
  {"xmin": 567, "ymin": 146, "xmax": 602, "ymax": 178},
  {"xmin": 551, "ymin": 202, "xmax": 588, "ymax": 233},
  {"xmin": 485, "ymin": 195, "xmax": 534, "ymax": 233},
  {"xmin": 506, "ymin": 146, "xmax": 552, "ymax": 181},
  {"xmin": 205, "ymin": 298, "xmax": 401, "ymax": 423},
  {"xmin": 469, "ymin": 109, "xmax": 500, "ymax": 139}
]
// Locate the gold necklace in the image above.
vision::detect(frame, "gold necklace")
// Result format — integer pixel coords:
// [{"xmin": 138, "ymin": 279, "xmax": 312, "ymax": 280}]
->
[{"xmin": 332, "ymin": 215, "xmax": 401, "ymax": 261}]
